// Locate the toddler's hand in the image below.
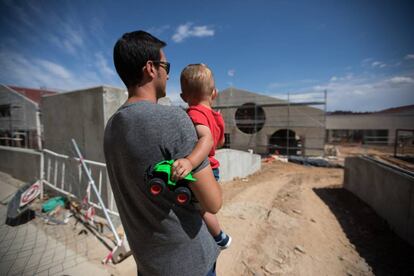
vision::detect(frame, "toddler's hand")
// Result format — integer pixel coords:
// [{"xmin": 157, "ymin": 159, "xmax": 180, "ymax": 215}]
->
[{"xmin": 171, "ymin": 158, "xmax": 193, "ymax": 180}]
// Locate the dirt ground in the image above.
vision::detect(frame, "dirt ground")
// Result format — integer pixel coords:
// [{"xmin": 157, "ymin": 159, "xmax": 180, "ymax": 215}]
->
[
  {"xmin": 3, "ymin": 144, "xmax": 413, "ymax": 275},
  {"xmin": 216, "ymin": 145, "xmax": 414, "ymax": 276}
]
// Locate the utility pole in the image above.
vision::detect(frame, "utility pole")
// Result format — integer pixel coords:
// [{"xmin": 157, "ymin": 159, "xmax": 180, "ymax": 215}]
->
[
  {"xmin": 287, "ymin": 92, "xmax": 290, "ymax": 157},
  {"xmin": 324, "ymin": 89, "xmax": 327, "ymax": 157}
]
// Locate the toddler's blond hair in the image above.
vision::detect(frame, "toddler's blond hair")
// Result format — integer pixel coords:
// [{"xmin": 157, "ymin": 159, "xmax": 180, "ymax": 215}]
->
[{"xmin": 180, "ymin": 64, "xmax": 215, "ymax": 100}]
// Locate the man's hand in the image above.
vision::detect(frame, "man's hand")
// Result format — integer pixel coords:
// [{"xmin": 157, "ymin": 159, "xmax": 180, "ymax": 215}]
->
[{"xmin": 171, "ymin": 158, "xmax": 193, "ymax": 181}]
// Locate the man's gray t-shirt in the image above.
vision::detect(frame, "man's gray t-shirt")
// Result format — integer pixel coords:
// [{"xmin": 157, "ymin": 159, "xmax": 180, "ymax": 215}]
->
[{"xmin": 104, "ymin": 101, "xmax": 219, "ymax": 276}]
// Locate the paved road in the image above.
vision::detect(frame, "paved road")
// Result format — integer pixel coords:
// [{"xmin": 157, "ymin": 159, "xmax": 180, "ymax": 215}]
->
[{"xmin": 0, "ymin": 173, "xmax": 136, "ymax": 275}]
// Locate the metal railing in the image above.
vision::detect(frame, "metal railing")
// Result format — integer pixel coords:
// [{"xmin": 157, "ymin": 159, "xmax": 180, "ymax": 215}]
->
[{"xmin": 42, "ymin": 148, "xmax": 119, "ymax": 216}]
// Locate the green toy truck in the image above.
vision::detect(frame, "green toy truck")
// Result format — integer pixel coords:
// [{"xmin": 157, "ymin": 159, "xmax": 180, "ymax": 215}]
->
[{"xmin": 145, "ymin": 160, "xmax": 196, "ymax": 205}]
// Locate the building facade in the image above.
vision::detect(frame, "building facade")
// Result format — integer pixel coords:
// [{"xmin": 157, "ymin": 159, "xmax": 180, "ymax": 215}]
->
[
  {"xmin": 213, "ymin": 88, "xmax": 326, "ymax": 156},
  {"xmin": 326, "ymin": 105, "xmax": 414, "ymax": 145},
  {"xmin": 0, "ymin": 85, "xmax": 56, "ymax": 149}
]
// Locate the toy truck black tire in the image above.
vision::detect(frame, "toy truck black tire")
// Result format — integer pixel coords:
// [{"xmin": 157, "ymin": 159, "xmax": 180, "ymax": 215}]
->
[
  {"xmin": 148, "ymin": 178, "xmax": 166, "ymax": 196},
  {"xmin": 174, "ymin": 186, "xmax": 191, "ymax": 205}
]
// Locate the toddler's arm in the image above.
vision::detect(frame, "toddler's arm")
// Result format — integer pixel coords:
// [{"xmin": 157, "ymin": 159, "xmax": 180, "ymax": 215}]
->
[{"xmin": 172, "ymin": 124, "xmax": 213, "ymax": 180}]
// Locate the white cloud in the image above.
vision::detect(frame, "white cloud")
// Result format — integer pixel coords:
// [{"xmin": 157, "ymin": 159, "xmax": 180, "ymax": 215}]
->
[
  {"xmin": 13, "ymin": 4, "xmax": 35, "ymax": 30},
  {"xmin": 3, "ymin": 1, "xmax": 85, "ymax": 57},
  {"xmin": 330, "ymin": 73, "xmax": 353, "ymax": 82},
  {"xmin": 4, "ymin": 1, "xmax": 85, "ymax": 56},
  {"xmin": 371, "ymin": 61, "xmax": 386, "ymax": 68},
  {"xmin": 361, "ymin": 58, "xmax": 373, "ymax": 66},
  {"xmin": 227, "ymin": 69, "xmax": 235, "ymax": 77},
  {"xmin": 267, "ymin": 79, "xmax": 320, "ymax": 92},
  {"xmin": 192, "ymin": 26, "xmax": 214, "ymax": 37},
  {"xmin": 165, "ymin": 84, "xmax": 185, "ymax": 106},
  {"xmin": 268, "ymin": 82, "xmax": 284, "ymax": 89},
  {"xmin": 287, "ymin": 92, "xmax": 325, "ymax": 103},
  {"xmin": 147, "ymin": 25, "xmax": 170, "ymax": 36},
  {"xmin": 36, "ymin": 59, "xmax": 72, "ymax": 80},
  {"xmin": 48, "ymin": 23, "xmax": 84, "ymax": 55},
  {"xmin": 0, "ymin": 49, "xmax": 115, "ymax": 90},
  {"xmin": 95, "ymin": 52, "xmax": 116, "ymax": 79},
  {"xmin": 63, "ymin": 23, "xmax": 83, "ymax": 47},
  {"xmin": 404, "ymin": 54, "xmax": 414, "ymax": 60},
  {"xmin": 310, "ymin": 73, "xmax": 414, "ymax": 111},
  {"xmin": 388, "ymin": 76, "xmax": 414, "ymax": 84},
  {"xmin": 172, "ymin": 23, "xmax": 215, "ymax": 43},
  {"xmin": 0, "ymin": 2, "xmax": 122, "ymax": 89}
]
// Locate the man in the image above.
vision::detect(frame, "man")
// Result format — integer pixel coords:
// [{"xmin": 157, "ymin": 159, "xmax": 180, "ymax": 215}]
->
[{"xmin": 104, "ymin": 30, "xmax": 222, "ymax": 276}]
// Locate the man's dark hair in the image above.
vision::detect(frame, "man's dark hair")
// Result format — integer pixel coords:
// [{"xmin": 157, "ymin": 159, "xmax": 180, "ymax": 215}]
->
[{"xmin": 113, "ymin": 30, "xmax": 167, "ymax": 88}]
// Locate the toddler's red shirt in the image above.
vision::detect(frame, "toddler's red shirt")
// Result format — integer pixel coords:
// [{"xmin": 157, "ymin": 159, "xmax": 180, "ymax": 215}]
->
[{"xmin": 187, "ymin": 104, "xmax": 225, "ymax": 169}]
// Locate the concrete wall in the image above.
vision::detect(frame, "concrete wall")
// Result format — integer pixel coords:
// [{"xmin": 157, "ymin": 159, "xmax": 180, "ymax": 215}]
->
[
  {"xmin": 344, "ymin": 156, "xmax": 414, "ymax": 246},
  {"xmin": 41, "ymin": 86, "xmax": 126, "ymax": 162},
  {"xmin": 215, "ymin": 149, "xmax": 261, "ymax": 182},
  {"xmin": 0, "ymin": 146, "xmax": 40, "ymax": 182}
]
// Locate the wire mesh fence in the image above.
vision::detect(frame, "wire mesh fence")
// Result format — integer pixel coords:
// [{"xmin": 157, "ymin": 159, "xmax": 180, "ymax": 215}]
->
[{"xmin": 394, "ymin": 129, "xmax": 414, "ymax": 158}]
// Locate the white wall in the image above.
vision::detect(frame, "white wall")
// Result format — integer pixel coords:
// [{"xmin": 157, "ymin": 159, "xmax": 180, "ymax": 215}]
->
[{"xmin": 215, "ymin": 149, "xmax": 261, "ymax": 182}]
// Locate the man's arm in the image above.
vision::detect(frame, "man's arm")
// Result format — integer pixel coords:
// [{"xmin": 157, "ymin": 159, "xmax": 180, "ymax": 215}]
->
[
  {"xmin": 172, "ymin": 124, "xmax": 213, "ymax": 180},
  {"xmin": 189, "ymin": 165, "xmax": 222, "ymax": 214}
]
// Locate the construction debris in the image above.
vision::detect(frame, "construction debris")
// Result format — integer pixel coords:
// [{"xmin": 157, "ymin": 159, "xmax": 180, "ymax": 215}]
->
[
  {"xmin": 42, "ymin": 196, "xmax": 67, "ymax": 213},
  {"xmin": 288, "ymin": 156, "xmax": 343, "ymax": 168},
  {"xmin": 294, "ymin": 245, "xmax": 306, "ymax": 254}
]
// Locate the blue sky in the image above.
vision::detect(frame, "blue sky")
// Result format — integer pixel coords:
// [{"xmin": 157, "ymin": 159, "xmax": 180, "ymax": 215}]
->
[{"xmin": 0, "ymin": 0, "xmax": 413, "ymax": 111}]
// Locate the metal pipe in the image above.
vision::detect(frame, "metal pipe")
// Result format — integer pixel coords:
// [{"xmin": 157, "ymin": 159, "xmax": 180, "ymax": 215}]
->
[{"xmin": 71, "ymin": 139, "xmax": 121, "ymax": 245}]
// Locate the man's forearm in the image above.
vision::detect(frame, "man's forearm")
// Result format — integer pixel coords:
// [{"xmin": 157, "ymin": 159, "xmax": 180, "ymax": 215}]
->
[{"xmin": 190, "ymin": 165, "xmax": 222, "ymax": 213}]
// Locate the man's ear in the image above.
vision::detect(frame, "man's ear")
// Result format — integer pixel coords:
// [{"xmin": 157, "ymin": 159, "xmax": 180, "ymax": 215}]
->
[
  {"xmin": 143, "ymin": 61, "xmax": 156, "ymax": 79},
  {"xmin": 180, "ymin": 93, "xmax": 187, "ymax": 102}
]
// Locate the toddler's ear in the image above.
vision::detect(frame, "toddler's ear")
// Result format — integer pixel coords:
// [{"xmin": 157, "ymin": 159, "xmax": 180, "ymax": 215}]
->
[{"xmin": 212, "ymin": 88, "xmax": 218, "ymax": 100}]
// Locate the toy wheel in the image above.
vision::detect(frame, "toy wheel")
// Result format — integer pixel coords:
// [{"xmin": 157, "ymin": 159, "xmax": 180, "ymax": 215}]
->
[
  {"xmin": 174, "ymin": 187, "xmax": 191, "ymax": 205},
  {"xmin": 148, "ymin": 178, "xmax": 165, "ymax": 196}
]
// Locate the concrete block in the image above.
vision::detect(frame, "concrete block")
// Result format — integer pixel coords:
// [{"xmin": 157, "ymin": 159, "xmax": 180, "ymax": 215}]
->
[
  {"xmin": 41, "ymin": 86, "xmax": 126, "ymax": 163},
  {"xmin": 344, "ymin": 156, "xmax": 414, "ymax": 246},
  {"xmin": 0, "ymin": 146, "xmax": 40, "ymax": 182},
  {"xmin": 215, "ymin": 149, "xmax": 261, "ymax": 182}
]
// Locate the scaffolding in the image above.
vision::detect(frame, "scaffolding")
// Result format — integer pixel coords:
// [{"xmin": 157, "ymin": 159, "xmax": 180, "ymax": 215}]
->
[
  {"xmin": 213, "ymin": 89, "xmax": 327, "ymax": 156},
  {"xmin": 0, "ymin": 87, "xmax": 42, "ymax": 149},
  {"xmin": 394, "ymin": 129, "xmax": 414, "ymax": 160},
  {"xmin": 0, "ymin": 104, "xmax": 41, "ymax": 149}
]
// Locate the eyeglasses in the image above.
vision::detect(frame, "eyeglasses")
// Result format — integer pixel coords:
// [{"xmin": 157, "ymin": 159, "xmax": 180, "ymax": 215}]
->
[{"xmin": 152, "ymin": 61, "xmax": 170, "ymax": 75}]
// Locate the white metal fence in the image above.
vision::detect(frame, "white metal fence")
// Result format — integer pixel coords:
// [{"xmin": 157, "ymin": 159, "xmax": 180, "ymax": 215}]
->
[{"xmin": 41, "ymin": 148, "xmax": 119, "ymax": 216}]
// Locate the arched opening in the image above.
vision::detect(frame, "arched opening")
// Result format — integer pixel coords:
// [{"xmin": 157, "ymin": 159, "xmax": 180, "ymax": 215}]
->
[
  {"xmin": 268, "ymin": 129, "xmax": 300, "ymax": 155},
  {"xmin": 235, "ymin": 103, "xmax": 265, "ymax": 134}
]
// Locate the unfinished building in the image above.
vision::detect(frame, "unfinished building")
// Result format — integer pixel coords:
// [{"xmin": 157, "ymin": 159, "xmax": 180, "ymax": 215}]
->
[
  {"xmin": 326, "ymin": 105, "xmax": 414, "ymax": 145},
  {"xmin": 213, "ymin": 88, "xmax": 326, "ymax": 156},
  {"xmin": 0, "ymin": 85, "xmax": 56, "ymax": 149}
]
